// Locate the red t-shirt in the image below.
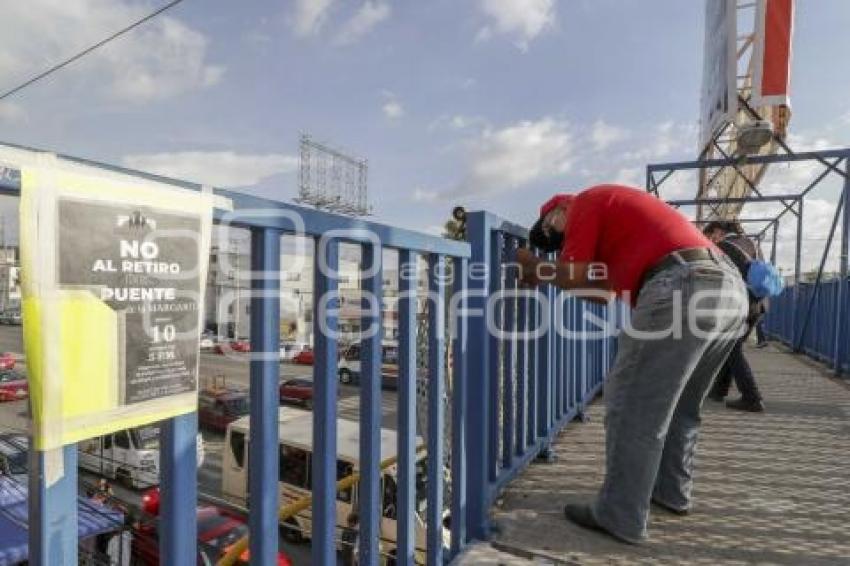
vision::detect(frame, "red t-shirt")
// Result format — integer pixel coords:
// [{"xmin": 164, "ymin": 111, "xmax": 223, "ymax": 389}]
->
[{"xmin": 561, "ymin": 185, "xmax": 712, "ymax": 302}]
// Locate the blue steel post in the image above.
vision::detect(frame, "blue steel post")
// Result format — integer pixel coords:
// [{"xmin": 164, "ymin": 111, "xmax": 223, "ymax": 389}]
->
[
  {"xmin": 312, "ymin": 239, "xmax": 339, "ymax": 565},
  {"xmin": 526, "ymin": 285, "xmax": 537, "ymax": 447},
  {"xmin": 835, "ymin": 157, "xmax": 850, "ymax": 374},
  {"xmin": 248, "ymin": 228, "xmax": 281, "ymax": 565},
  {"xmin": 515, "ymin": 253, "xmax": 527, "ymax": 456},
  {"xmin": 360, "ymin": 243, "xmax": 383, "ymax": 566},
  {"xmin": 464, "ymin": 212, "xmax": 490, "ymax": 540},
  {"xmin": 28, "ymin": 446, "xmax": 78, "ymax": 566},
  {"xmin": 488, "ymin": 230, "xmax": 502, "ymax": 482},
  {"xmin": 397, "ymin": 249, "xmax": 417, "ymax": 564},
  {"xmin": 553, "ymin": 293, "xmax": 562, "ymax": 421},
  {"xmin": 502, "ymin": 236, "xmax": 515, "ymax": 470},
  {"xmin": 536, "ymin": 276, "xmax": 552, "ymax": 438},
  {"xmin": 451, "ymin": 257, "xmax": 468, "ymax": 556},
  {"xmin": 793, "ymin": 199, "xmax": 804, "ymax": 349},
  {"xmin": 427, "ymin": 254, "xmax": 446, "ymax": 565},
  {"xmin": 770, "ymin": 221, "xmax": 778, "ymax": 264},
  {"xmin": 160, "ymin": 413, "xmax": 198, "ymax": 565}
]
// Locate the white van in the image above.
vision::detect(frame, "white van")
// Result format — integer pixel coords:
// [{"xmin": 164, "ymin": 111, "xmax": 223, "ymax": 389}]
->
[
  {"xmin": 337, "ymin": 342, "xmax": 400, "ymax": 388},
  {"xmin": 78, "ymin": 426, "xmax": 205, "ymax": 489},
  {"xmin": 222, "ymin": 407, "xmax": 445, "ymax": 563}
]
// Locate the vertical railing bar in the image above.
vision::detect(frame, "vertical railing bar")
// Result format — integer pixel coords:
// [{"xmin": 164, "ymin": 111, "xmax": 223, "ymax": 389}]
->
[
  {"xmin": 397, "ymin": 249, "xmax": 417, "ymax": 565},
  {"xmin": 487, "ymin": 231, "xmax": 502, "ymax": 482},
  {"xmin": 464, "ymin": 212, "xmax": 490, "ymax": 540},
  {"xmin": 29, "ymin": 446, "xmax": 78, "ymax": 566},
  {"xmin": 312, "ymin": 238, "xmax": 339, "ymax": 565},
  {"xmin": 450, "ymin": 257, "xmax": 469, "ymax": 556},
  {"xmin": 535, "ymin": 254, "xmax": 550, "ymax": 439},
  {"xmin": 552, "ymin": 291, "xmax": 567, "ymax": 424},
  {"xmin": 426, "ymin": 253, "xmax": 446, "ymax": 566},
  {"xmin": 527, "ymin": 280, "xmax": 537, "ymax": 447},
  {"xmin": 360, "ymin": 243, "xmax": 383, "ymax": 566},
  {"xmin": 515, "ymin": 241, "xmax": 527, "ymax": 455},
  {"xmin": 547, "ymin": 262, "xmax": 555, "ymax": 431},
  {"xmin": 160, "ymin": 414, "xmax": 197, "ymax": 566},
  {"xmin": 248, "ymin": 227, "xmax": 281, "ymax": 566},
  {"xmin": 502, "ymin": 236, "xmax": 515, "ymax": 470}
]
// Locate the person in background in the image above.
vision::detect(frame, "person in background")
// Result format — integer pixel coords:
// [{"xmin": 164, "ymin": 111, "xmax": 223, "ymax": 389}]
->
[
  {"xmin": 703, "ymin": 221, "xmax": 767, "ymax": 412},
  {"xmin": 754, "ymin": 312, "xmax": 769, "ymax": 348},
  {"xmin": 516, "ymin": 185, "xmax": 747, "ymax": 544}
]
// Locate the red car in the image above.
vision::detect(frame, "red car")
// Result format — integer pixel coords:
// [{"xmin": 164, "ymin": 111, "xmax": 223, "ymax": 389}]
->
[
  {"xmin": 279, "ymin": 378, "xmax": 314, "ymax": 410},
  {"xmin": 292, "ymin": 349, "xmax": 314, "ymax": 365},
  {"xmin": 0, "ymin": 352, "xmax": 15, "ymax": 370},
  {"xmin": 198, "ymin": 388, "xmax": 250, "ymax": 432},
  {"xmin": 0, "ymin": 369, "xmax": 27, "ymax": 402},
  {"xmin": 136, "ymin": 488, "xmax": 291, "ymax": 566},
  {"xmin": 214, "ymin": 341, "xmax": 251, "ymax": 354}
]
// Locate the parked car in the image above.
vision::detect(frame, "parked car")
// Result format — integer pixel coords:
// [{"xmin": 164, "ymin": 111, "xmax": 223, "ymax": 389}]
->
[
  {"xmin": 215, "ymin": 340, "xmax": 251, "ymax": 354},
  {"xmin": 338, "ymin": 342, "xmax": 400, "ymax": 389},
  {"xmin": 0, "ymin": 369, "xmax": 27, "ymax": 401},
  {"xmin": 0, "ymin": 311, "xmax": 21, "ymax": 325},
  {"xmin": 292, "ymin": 349, "xmax": 314, "ymax": 365},
  {"xmin": 198, "ymin": 387, "xmax": 250, "ymax": 433},
  {"xmin": 135, "ymin": 489, "xmax": 292, "ymax": 566},
  {"xmin": 279, "ymin": 341, "xmax": 309, "ymax": 361},
  {"xmin": 0, "ymin": 352, "xmax": 15, "ymax": 370},
  {"xmin": 199, "ymin": 336, "xmax": 215, "ymax": 350},
  {"xmin": 279, "ymin": 378, "xmax": 314, "ymax": 410}
]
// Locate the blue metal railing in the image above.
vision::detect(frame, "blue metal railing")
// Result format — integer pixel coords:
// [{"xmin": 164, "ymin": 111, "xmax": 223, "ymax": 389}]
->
[
  {"xmin": 1, "ymin": 143, "xmax": 622, "ymax": 565},
  {"xmin": 462, "ymin": 211, "xmax": 618, "ymax": 544},
  {"xmin": 764, "ymin": 278, "xmax": 850, "ymax": 373}
]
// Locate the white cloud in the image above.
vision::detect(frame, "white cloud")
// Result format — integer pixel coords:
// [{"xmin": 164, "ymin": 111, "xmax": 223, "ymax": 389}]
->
[
  {"xmin": 0, "ymin": 0, "xmax": 222, "ymax": 104},
  {"xmin": 122, "ymin": 151, "xmax": 299, "ymax": 187},
  {"xmin": 292, "ymin": 0, "xmax": 334, "ymax": 37},
  {"xmin": 429, "ymin": 114, "xmax": 486, "ymax": 132},
  {"xmin": 412, "ymin": 188, "xmax": 439, "ymax": 203},
  {"xmin": 458, "ymin": 117, "xmax": 572, "ymax": 196},
  {"xmin": 0, "ymin": 102, "xmax": 26, "ymax": 123},
  {"xmin": 623, "ymin": 121, "xmax": 698, "ymax": 162},
  {"xmin": 335, "ymin": 1, "xmax": 391, "ymax": 45},
  {"xmin": 383, "ymin": 100, "xmax": 404, "ymax": 120},
  {"xmin": 477, "ymin": 0, "xmax": 556, "ymax": 49},
  {"xmin": 591, "ymin": 120, "xmax": 628, "ymax": 151},
  {"xmin": 613, "ymin": 167, "xmax": 642, "ymax": 187}
]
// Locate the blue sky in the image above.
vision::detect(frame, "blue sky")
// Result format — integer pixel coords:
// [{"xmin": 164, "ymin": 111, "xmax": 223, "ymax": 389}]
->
[{"xmin": 0, "ymin": 0, "xmax": 847, "ymax": 270}]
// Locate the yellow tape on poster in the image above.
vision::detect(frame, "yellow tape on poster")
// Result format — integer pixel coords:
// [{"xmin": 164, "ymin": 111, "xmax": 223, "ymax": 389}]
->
[{"xmin": 21, "ymin": 162, "xmax": 216, "ymax": 450}]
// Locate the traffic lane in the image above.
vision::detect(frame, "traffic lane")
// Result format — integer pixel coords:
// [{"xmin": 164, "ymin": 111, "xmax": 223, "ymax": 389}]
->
[{"xmin": 0, "ymin": 325, "xmax": 22, "ymax": 355}]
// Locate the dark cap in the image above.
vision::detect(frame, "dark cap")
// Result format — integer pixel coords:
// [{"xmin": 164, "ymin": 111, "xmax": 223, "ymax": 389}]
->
[{"xmin": 529, "ymin": 216, "xmax": 564, "ymax": 252}]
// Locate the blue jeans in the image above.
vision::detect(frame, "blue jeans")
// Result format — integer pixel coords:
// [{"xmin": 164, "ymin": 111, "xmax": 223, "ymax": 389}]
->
[{"xmin": 591, "ymin": 257, "xmax": 746, "ymax": 542}]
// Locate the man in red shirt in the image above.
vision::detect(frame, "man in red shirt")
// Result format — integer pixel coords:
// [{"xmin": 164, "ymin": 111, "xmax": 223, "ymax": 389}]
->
[{"xmin": 517, "ymin": 185, "xmax": 747, "ymax": 544}]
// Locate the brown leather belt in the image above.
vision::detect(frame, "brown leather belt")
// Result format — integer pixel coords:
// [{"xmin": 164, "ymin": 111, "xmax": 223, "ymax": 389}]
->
[{"xmin": 639, "ymin": 247, "xmax": 717, "ymax": 290}]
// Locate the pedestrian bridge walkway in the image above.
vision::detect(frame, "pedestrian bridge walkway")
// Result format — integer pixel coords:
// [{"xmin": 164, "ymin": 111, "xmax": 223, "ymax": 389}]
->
[{"xmin": 461, "ymin": 344, "xmax": 850, "ymax": 565}]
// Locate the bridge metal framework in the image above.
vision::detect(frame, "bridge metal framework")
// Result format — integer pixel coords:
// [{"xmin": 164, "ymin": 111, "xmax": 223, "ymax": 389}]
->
[
  {"xmin": 647, "ymin": 147, "xmax": 850, "ymax": 375},
  {"xmin": 0, "ymin": 141, "xmax": 616, "ymax": 565}
]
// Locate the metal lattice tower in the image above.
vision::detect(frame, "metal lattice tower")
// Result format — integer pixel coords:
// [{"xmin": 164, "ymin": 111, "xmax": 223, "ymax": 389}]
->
[
  {"xmin": 296, "ymin": 134, "xmax": 370, "ymax": 216},
  {"xmin": 696, "ymin": 0, "xmax": 793, "ymax": 221}
]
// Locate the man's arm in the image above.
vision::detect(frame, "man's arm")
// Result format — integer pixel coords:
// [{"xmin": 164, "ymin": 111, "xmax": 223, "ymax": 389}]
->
[{"xmin": 516, "ymin": 248, "xmax": 614, "ymax": 304}]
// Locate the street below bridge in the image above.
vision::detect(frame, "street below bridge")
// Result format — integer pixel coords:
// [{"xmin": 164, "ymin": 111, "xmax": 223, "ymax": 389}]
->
[{"xmin": 0, "ymin": 325, "xmax": 403, "ymax": 565}]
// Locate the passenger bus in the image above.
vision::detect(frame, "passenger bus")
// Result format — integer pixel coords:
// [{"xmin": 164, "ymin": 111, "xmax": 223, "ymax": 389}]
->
[{"xmin": 222, "ymin": 407, "xmax": 444, "ymax": 562}]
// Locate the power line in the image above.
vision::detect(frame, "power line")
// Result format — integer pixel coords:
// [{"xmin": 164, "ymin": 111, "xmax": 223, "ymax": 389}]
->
[{"xmin": 0, "ymin": 0, "xmax": 187, "ymax": 102}]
